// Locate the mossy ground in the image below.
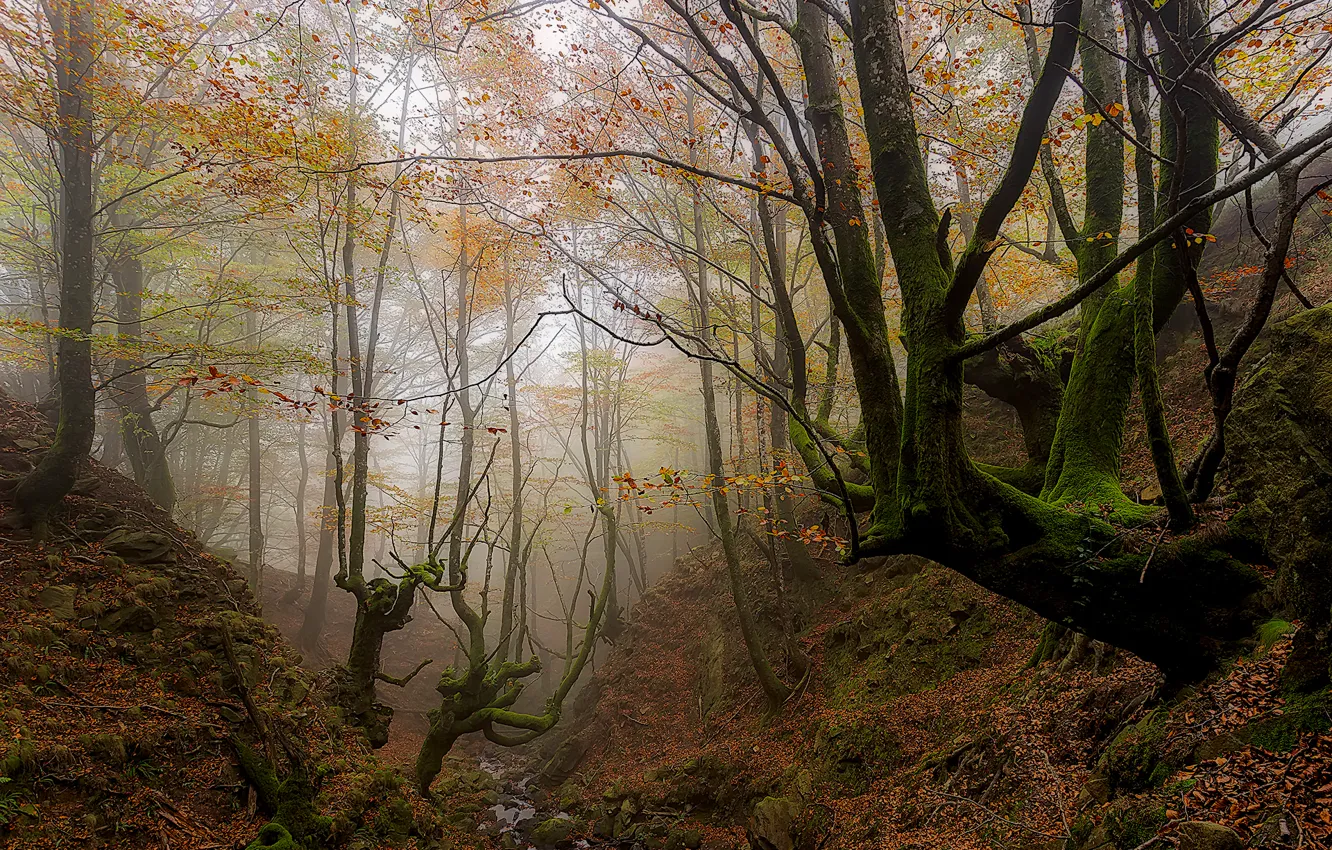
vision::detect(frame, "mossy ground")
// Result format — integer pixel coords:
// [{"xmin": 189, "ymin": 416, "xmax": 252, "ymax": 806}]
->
[{"xmin": 0, "ymin": 391, "xmax": 485, "ymax": 850}]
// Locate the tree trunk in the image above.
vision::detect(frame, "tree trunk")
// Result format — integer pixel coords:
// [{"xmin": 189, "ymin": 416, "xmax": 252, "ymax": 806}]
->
[
  {"xmin": 247, "ymin": 310, "xmax": 264, "ymax": 590},
  {"xmin": 795, "ymin": 0, "xmax": 903, "ymax": 548},
  {"xmin": 687, "ymin": 89, "xmax": 789, "ymax": 707},
  {"xmin": 110, "ymin": 256, "xmax": 175, "ymax": 512},
  {"xmin": 16, "ymin": 0, "xmax": 97, "ymax": 534},
  {"xmin": 295, "ymin": 416, "xmax": 309, "ymax": 589},
  {"xmin": 498, "ymin": 267, "xmax": 524, "ymax": 663},
  {"xmin": 1042, "ymin": 0, "xmax": 1218, "ymax": 517}
]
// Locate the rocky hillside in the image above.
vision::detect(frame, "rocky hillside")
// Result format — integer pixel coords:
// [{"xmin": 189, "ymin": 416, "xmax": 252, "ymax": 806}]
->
[
  {"xmin": 529, "ymin": 540, "xmax": 1329, "ymax": 849},
  {"xmin": 0, "ymin": 391, "xmax": 483, "ymax": 850}
]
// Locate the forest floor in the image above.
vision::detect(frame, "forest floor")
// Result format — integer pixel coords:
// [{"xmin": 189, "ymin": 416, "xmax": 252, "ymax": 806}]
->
[{"xmin": 534, "ymin": 535, "xmax": 1331, "ymax": 849}]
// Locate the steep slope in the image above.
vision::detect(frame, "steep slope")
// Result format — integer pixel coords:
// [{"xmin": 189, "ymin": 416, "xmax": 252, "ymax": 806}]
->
[
  {"xmin": 0, "ymin": 391, "xmax": 481, "ymax": 850},
  {"xmin": 537, "ymin": 535, "xmax": 1330, "ymax": 850}
]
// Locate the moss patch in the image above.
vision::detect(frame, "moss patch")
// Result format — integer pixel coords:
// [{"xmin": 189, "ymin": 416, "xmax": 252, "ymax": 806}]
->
[{"xmin": 1243, "ymin": 688, "xmax": 1332, "ymax": 753}]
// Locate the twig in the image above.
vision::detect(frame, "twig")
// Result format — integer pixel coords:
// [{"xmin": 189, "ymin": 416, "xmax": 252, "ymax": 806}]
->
[
  {"xmin": 1040, "ymin": 749, "xmax": 1073, "ymax": 839},
  {"xmin": 1139, "ymin": 525, "xmax": 1169, "ymax": 583},
  {"xmin": 376, "ymin": 657, "xmax": 434, "ymax": 687},
  {"xmin": 219, "ymin": 620, "xmax": 278, "ymax": 766},
  {"xmin": 931, "ymin": 790, "xmax": 1067, "ymax": 840}
]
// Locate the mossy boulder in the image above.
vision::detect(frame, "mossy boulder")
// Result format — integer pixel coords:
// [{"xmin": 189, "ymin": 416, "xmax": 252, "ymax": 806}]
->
[
  {"xmin": 1095, "ymin": 710, "xmax": 1176, "ymax": 793},
  {"xmin": 529, "ymin": 816, "xmax": 574, "ymax": 847},
  {"xmin": 813, "ymin": 716, "xmax": 903, "ymax": 791},
  {"xmin": 1240, "ymin": 687, "xmax": 1332, "ymax": 752},
  {"xmin": 102, "ymin": 528, "xmax": 176, "ymax": 564},
  {"xmin": 665, "ymin": 828, "xmax": 704, "ymax": 850},
  {"xmin": 749, "ymin": 796, "xmax": 800, "ymax": 850},
  {"xmin": 822, "ymin": 567, "xmax": 1001, "ymax": 705},
  {"xmin": 34, "ymin": 585, "xmax": 76, "ymax": 620},
  {"xmin": 1226, "ymin": 303, "xmax": 1332, "ymax": 690},
  {"xmin": 245, "ymin": 823, "xmax": 301, "ymax": 850},
  {"xmin": 1072, "ymin": 799, "xmax": 1167, "ymax": 850},
  {"xmin": 1177, "ymin": 821, "xmax": 1242, "ymax": 850}
]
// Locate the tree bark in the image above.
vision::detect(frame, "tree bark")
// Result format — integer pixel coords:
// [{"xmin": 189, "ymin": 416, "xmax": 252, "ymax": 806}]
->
[
  {"xmin": 110, "ymin": 255, "xmax": 175, "ymax": 512},
  {"xmin": 16, "ymin": 0, "xmax": 97, "ymax": 534}
]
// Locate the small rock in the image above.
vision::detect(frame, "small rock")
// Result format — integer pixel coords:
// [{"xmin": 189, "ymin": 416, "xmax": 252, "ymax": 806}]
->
[
  {"xmin": 1178, "ymin": 821, "xmax": 1243, "ymax": 850},
  {"xmin": 36, "ymin": 585, "xmax": 76, "ymax": 619},
  {"xmin": 665, "ymin": 828, "xmax": 703, "ymax": 850}
]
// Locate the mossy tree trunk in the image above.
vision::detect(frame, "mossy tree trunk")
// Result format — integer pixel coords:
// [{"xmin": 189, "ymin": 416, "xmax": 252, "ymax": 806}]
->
[
  {"xmin": 1125, "ymin": 17, "xmax": 1192, "ymax": 529},
  {"xmin": 109, "ymin": 254, "xmax": 175, "ymax": 513},
  {"xmin": 840, "ymin": 0, "xmax": 1261, "ymax": 677},
  {"xmin": 792, "ymin": 0, "xmax": 903, "ymax": 549},
  {"xmin": 16, "ymin": 0, "xmax": 97, "ymax": 535},
  {"xmin": 1041, "ymin": 0, "xmax": 1218, "ymax": 518}
]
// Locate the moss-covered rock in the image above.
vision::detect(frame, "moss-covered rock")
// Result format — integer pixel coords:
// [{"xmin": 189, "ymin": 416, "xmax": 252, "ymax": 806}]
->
[
  {"xmin": 813, "ymin": 716, "xmax": 903, "ymax": 791},
  {"xmin": 1177, "ymin": 820, "xmax": 1242, "ymax": 850},
  {"xmin": 749, "ymin": 796, "xmax": 800, "ymax": 850},
  {"xmin": 822, "ymin": 566, "xmax": 1004, "ymax": 705},
  {"xmin": 529, "ymin": 816, "xmax": 574, "ymax": 847},
  {"xmin": 1226, "ymin": 303, "xmax": 1332, "ymax": 690},
  {"xmin": 1073, "ymin": 799, "xmax": 1167, "ymax": 850},
  {"xmin": 1095, "ymin": 710, "xmax": 1176, "ymax": 793},
  {"xmin": 245, "ymin": 823, "xmax": 301, "ymax": 850},
  {"xmin": 1241, "ymin": 687, "xmax": 1332, "ymax": 753}
]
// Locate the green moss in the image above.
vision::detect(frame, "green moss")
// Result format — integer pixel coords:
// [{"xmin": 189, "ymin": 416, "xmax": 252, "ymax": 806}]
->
[
  {"xmin": 822, "ymin": 569, "xmax": 998, "ymax": 704},
  {"xmin": 1257, "ymin": 620, "xmax": 1295, "ymax": 651},
  {"xmin": 371, "ymin": 796, "xmax": 413, "ymax": 840},
  {"xmin": 246, "ymin": 823, "xmax": 301, "ymax": 850},
  {"xmin": 1245, "ymin": 689, "xmax": 1332, "ymax": 753},
  {"xmin": 1226, "ymin": 500, "xmax": 1272, "ymax": 560},
  {"xmin": 1097, "ymin": 709, "xmax": 1172, "ymax": 793},
  {"xmin": 975, "ymin": 461, "xmax": 1045, "ymax": 496},
  {"xmin": 1105, "ymin": 803, "xmax": 1168, "ymax": 849},
  {"xmin": 232, "ymin": 739, "xmax": 331, "ymax": 849},
  {"xmin": 814, "ymin": 717, "xmax": 903, "ymax": 791}
]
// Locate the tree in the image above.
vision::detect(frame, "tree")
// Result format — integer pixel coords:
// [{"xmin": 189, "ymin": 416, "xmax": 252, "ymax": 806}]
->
[{"xmin": 12, "ymin": 0, "xmax": 97, "ymax": 534}]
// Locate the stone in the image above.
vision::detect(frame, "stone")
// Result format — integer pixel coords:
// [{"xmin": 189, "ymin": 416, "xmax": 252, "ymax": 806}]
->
[
  {"xmin": 99, "ymin": 604, "xmax": 159, "ymax": 633},
  {"xmin": 35, "ymin": 585, "xmax": 76, "ymax": 619},
  {"xmin": 749, "ymin": 796, "xmax": 800, "ymax": 850},
  {"xmin": 245, "ymin": 823, "xmax": 300, "ymax": 850},
  {"xmin": 1227, "ymin": 304, "xmax": 1332, "ymax": 689},
  {"xmin": 665, "ymin": 828, "xmax": 703, "ymax": 850},
  {"xmin": 102, "ymin": 528, "xmax": 176, "ymax": 564},
  {"xmin": 1177, "ymin": 821, "xmax": 1243, "ymax": 850},
  {"xmin": 529, "ymin": 816, "xmax": 574, "ymax": 847}
]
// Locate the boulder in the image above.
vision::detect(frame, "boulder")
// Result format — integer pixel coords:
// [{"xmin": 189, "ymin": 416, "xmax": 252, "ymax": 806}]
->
[
  {"xmin": 245, "ymin": 823, "xmax": 300, "ymax": 850},
  {"xmin": 35, "ymin": 585, "xmax": 76, "ymax": 619},
  {"xmin": 1177, "ymin": 821, "xmax": 1242, "ymax": 850},
  {"xmin": 665, "ymin": 827, "xmax": 704, "ymax": 850},
  {"xmin": 102, "ymin": 528, "xmax": 176, "ymax": 564},
  {"xmin": 529, "ymin": 816, "xmax": 574, "ymax": 847},
  {"xmin": 99, "ymin": 603, "xmax": 159, "ymax": 633},
  {"xmin": 1227, "ymin": 304, "xmax": 1332, "ymax": 689},
  {"xmin": 749, "ymin": 796, "xmax": 800, "ymax": 850}
]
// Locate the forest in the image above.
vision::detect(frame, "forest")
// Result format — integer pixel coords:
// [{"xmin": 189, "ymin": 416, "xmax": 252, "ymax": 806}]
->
[{"xmin": 1, "ymin": 0, "xmax": 1331, "ymax": 845}]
